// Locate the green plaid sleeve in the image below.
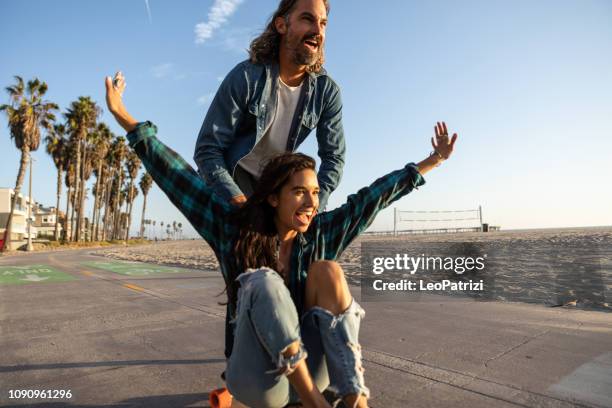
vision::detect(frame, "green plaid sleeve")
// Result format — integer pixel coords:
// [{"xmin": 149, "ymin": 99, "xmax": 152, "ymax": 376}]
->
[
  {"xmin": 126, "ymin": 121, "xmax": 232, "ymax": 252},
  {"xmin": 315, "ymin": 163, "xmax": 425, "ymax": 259}
]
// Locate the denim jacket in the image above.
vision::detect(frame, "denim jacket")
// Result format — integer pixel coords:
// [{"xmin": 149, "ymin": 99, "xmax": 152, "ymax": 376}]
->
[{"xmin": 194, "ymin": 60, "xmax": 345, "ymax": 210}]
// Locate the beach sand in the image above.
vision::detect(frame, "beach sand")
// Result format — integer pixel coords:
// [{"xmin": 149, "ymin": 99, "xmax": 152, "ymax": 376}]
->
[{"xmin": 94, "ymin": 226, "xmax": 612, "ymax": 312}]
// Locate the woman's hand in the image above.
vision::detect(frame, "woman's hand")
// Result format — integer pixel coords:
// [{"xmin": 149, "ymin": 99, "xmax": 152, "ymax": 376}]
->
[
  {"xmin": 104, "ymin": 71, "xmax": 138, "ymax": 133},
  {"xmin": 417, "ymin": 121, "xmax": 459, "ymax": 175},
  {"xmin": 431, "ymin": 121, "xmax": 458, "ymax": 160}
]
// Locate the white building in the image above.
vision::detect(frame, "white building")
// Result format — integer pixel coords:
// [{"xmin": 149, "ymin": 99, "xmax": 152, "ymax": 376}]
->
[{"xmin": 0, "ymin": 188, "xmax": 38, "ymax": 247}]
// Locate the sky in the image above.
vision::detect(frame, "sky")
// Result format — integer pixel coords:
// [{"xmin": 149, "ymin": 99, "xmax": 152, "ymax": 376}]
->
[{"xmin": 1, "ymin": 0, "xmax": 611, "ymax": 239}]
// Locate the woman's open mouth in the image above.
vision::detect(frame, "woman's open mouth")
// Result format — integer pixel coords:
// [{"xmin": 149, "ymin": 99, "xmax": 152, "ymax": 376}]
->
[{"xmin": 294, "ymin": 209, "xmax": 315, "ymax": 226}]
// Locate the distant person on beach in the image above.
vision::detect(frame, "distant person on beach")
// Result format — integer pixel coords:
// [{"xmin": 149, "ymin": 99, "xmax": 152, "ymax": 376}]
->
[
  {"xmin": 105, "ymin": 71, "xmax": 457, "ymax": 408},
  {"xmin": 194, "ymin": 0, "xmax": 345, "ymax": 210}
]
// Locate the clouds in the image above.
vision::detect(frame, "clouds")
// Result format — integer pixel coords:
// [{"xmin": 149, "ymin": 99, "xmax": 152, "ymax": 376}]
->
[
  {"xmin": 195, "ymin": 0, "xmax": 244, "ymax": 45},
  {"xmin": 144, "ymin": 0, "xmax": 152, "ymax": 24}
]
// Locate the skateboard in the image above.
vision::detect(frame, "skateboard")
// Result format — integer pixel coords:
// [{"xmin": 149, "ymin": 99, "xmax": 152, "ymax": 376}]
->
[{"xmin": 209, "ymin": 387, "xmax": 233, "ymax": 408}]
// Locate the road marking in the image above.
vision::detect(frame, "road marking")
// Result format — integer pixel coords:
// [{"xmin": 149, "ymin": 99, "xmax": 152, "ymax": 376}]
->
[
  {"xmin": 82, "ymin": 261, "xmax": 186, "ymax": 276},
  {"xmin": 123, "ymin": 283, "xmax": 146, "ymax": 292},
  {"xmin": 21, "ymin": 274, "xmax": 49, "ymax": 282},
  {"xmin": 0, "ymin": 264, "xmax": 76, "ymax": 285}
]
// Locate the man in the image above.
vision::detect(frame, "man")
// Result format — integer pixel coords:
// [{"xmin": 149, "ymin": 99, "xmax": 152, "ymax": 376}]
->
[{"xmin": 194, "ymin": 0, "xmax": 344, "ymax": 210}]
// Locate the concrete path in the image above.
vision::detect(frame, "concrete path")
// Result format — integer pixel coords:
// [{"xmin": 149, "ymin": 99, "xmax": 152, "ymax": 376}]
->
[{"xmin": 0, "ymin": 248, "xmax": 610, "ymax": 407}]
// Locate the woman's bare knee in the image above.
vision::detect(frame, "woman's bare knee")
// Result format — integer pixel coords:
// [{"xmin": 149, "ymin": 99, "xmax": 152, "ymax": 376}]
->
[{"xmin": 306, "ymin": 261, "xmax": 352, "ymax": 314}]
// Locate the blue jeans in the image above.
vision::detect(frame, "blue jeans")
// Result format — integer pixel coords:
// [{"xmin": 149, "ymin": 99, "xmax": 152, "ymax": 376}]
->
[{"xmin": 225, "ymin": 268, "xmax": 369, "ymax": 408}]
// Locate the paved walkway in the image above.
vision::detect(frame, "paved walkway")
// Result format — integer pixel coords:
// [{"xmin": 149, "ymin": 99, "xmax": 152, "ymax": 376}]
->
[{"xmin": 0, "ymin": 248, "xmax": 610, "ymax": 407}]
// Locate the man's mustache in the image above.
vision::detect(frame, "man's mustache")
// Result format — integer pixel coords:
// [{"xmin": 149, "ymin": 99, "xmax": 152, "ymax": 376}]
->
[{"xmin": 302, "ymin": 33, "xmax": 323, "ymax": 45}]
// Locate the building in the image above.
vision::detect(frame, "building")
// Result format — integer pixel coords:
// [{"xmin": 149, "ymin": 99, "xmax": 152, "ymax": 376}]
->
[
  {"xmin": 0, "ymin": 188, "xmax": 38, "ymax": 247},
  {"xmin": 34, "ymin": 204, "xmax": 64, "ymax": 239}
]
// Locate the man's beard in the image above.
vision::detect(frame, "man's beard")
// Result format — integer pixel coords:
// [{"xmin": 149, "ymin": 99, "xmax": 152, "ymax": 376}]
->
[
  {"xmin": 284, "ymin": 30, "xmax": 324, "ymax": 68},
  {"xmin": 294, "ymin": 43, "xmax": 322, "ymax": 66}
]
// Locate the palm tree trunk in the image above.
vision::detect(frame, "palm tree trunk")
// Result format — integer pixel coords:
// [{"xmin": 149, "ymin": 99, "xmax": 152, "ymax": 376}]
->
[
  {"xmin": 73, "ymin": 138, "xmax": 82, "ymax": 242},
  {"xmin": 95, "ymin": 180, "xmax": 106, "ymax": 241},
  {"xmin": 65, "ymin": 184, "xmax": 71, "ymax": 241},
  {"xmin": 54, "ymin": 168, "xmax": 62, "ymax": 241},
  {"xmin": 113, "ymin": 171, "xmax": 123, "ymax": 240},
  {"xmin": 93, "ymin": 166, "xmax": 104, "ymax": 241},
  {"xmin": 91, "ymin": 161, "xmax": 102, "ymax": 241},
  {"xmin": 76, "ymin": 144, "xmax": 87, "ymax": 241},
  {"xmin": 139, "ymin": 193, "xmax": 148, "ymax": 238},
  {"xmin": 70, "ymin": 189, "xmax": 76, "ymax": 241},
  {"xmin": 124, "ymin": 181, "xmax": 135, "ymax": 242},
  {"xmin": 2, "ymin": 147, "xmax": 29, "ymax": 251},
  {"xmin": 101, "ymin": 168, "xmax": 113, "ymax": 241}
]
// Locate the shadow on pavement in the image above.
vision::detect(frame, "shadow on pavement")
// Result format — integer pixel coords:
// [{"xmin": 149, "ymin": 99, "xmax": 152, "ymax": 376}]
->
[{"xmin": 0, "ymin": 358, "xmax": 226, "ymax": 373}]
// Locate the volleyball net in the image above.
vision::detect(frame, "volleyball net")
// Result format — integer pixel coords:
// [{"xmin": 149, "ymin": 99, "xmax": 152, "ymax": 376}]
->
[{"xmin": 391, "ymin": 206, "xmax": 485, "ymax": 235}]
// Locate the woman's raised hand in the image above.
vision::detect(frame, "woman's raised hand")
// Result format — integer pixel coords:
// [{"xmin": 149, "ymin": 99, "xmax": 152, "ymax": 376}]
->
[
  {"xmin": 104, "ymin": 71, "xmax": 138, "ymax": 133},
  {"xmin": 431, "ymin": 121, "xmax": 458, "ymax": 160}
]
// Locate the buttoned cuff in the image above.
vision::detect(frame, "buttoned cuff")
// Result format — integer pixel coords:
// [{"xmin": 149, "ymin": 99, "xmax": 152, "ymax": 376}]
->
[
  {"xmin": 405, "ymin": 162, "xmax": 426, "ymax": 189},
  {"xmin": 126, "ymin": 121, "xmax": 157, "ymax": 147}
]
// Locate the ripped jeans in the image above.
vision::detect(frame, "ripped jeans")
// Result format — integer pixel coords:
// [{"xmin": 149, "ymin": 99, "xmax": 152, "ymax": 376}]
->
[{"xmin": 225, "ymin": 267, "xmax": 369, "ymax": 408}]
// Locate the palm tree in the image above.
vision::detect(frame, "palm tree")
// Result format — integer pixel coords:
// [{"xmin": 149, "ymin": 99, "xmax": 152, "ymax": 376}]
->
[
  {"xmin": 1, "ymin": 76, "xmax": 58, "ymax": 250},
  {"xmin": 64, "ymin": 96, "xmax": 100, "ymax": 241},
  {"xmin": 138, "ymin": 172, "xmax": 153, "ymax": 238},
  {"xmin": 90, "ymin": 123, "xmax": 113, "ymax": 241},
  {"xmin": 123, "ymin": 151, "xmax": 141, "ymax": 241},
  {"xmin": 45, "ymin": 123, "xmax": 67, "ymax": 241}
]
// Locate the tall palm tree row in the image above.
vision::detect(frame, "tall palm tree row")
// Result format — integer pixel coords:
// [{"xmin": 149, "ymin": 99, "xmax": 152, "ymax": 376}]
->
[
  {"xmin": 2, "ymin": 75, "xmax": 155, "ymax": 248},
  {"xmin": 1, "ymin": 76, "xmax": 58, "ymax": 250},
  {"xmin": 64, "ymin": 96, "xmax": 101, "ymax": 241}
]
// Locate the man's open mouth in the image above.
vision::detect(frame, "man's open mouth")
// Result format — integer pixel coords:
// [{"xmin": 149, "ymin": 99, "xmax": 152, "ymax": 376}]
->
[{"xmin": 303, "ymin": 38, "xmax": 319, "ymax": 51}]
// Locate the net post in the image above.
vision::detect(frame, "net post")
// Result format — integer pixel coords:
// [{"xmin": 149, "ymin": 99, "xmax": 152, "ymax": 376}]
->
[
  {"xmin": 394, "ymin": 208, "xmax": 398, "ymax": 236},
  {"xmin": 479, "ymin": 205, "xmax": 484, "ymax": 232}
]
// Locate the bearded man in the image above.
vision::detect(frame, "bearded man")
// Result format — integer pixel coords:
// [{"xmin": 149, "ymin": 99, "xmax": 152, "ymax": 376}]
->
[{"xmin": 194, "ymin": 0, "xmax": 344, "ymax": 210}]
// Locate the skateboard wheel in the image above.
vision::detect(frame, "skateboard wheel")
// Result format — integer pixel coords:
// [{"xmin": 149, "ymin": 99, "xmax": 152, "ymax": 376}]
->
[{"xmin": 209, "ymin": 387, "xmax": 233, "ymax": 408}]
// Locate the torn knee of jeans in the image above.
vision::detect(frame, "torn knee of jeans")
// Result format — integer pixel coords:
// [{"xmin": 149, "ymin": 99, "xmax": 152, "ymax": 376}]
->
[
  {"xmin": 310, "ymin": 300, "xmax": 366, "ymax": 329},
  {"xmin": 265, "ymin": 342, "xmax": 308, "ymax": 378}
]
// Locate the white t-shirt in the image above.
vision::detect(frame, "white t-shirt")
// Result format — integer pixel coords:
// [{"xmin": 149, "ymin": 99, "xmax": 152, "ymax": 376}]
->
[{"xmin": 238, "ymin": 78, "xmax": 303, "ymax": 178}]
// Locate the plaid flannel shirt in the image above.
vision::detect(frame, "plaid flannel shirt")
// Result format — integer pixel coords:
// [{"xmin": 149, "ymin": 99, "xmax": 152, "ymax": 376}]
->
[{"xmin": 127, "ymin": 121, "xmax": 425, "ymax": 357}]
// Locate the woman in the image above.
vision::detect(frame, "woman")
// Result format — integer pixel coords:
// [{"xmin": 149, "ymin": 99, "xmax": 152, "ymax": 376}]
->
[{"xmin": 105, "ymin": 73, "xmax": 457, "ymax": 408}]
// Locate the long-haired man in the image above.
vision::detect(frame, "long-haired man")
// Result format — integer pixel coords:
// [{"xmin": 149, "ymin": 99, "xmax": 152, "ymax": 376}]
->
[{"xmin": 194, "ymin": 0, "xmax": 345, "ymax": 210}]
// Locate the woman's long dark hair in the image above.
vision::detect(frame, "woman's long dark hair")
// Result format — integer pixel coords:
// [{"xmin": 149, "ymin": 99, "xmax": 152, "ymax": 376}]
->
[{"xmin": 225, "ymin": 153, "xmax": 316, "ymax": 311}]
